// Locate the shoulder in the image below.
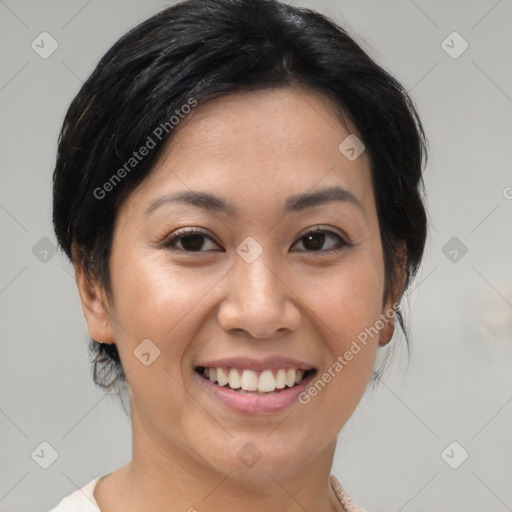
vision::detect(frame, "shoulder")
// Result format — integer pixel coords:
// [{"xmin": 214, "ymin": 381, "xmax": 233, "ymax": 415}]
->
[{"xmin": 48, "ymin": 477, "xmax": 101, "ymax": 512}]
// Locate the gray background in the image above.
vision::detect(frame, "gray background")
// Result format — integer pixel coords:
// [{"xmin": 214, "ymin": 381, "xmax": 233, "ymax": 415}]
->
[{"xmin": 1, "ymin": 0, "xmax": 511, "ymax": 510}]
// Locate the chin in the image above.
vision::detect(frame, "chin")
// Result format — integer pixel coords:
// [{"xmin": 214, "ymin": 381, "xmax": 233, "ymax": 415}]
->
[{"xmin": 196, "ymin": 434, "xmax": 317, "ymax": 483}]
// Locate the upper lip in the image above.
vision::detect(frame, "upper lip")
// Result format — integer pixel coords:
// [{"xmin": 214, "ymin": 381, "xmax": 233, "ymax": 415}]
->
[{"xmin": 195, "ymin": 357, "xmax": 316, "ymax": 372}]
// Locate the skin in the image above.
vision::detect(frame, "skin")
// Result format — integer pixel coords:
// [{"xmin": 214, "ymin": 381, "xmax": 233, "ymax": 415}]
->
[{"xmin": 74, "ymin": 86, "xmax": 405, "ymax": 512}]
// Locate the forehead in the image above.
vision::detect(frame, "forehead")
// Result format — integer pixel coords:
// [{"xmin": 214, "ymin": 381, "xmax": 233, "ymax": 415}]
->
[
  {"xmin": 166, "ymin": 86, "xmax": 358, "ymax": 160},
  {"xmin": 122, "ymin": 86, "xmax": 375, "ymax": 218}
]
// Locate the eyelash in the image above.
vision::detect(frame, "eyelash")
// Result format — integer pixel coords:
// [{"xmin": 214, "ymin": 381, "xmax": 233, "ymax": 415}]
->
[{"xmin": 161, "ymin": 226, "xmax": 350, "ymax": 254}]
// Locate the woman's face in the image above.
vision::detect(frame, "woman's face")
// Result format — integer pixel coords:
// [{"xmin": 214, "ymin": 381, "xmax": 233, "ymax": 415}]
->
[{"xmin": 84, "ymin": 87, "xmax": 399, "ymax": 481}]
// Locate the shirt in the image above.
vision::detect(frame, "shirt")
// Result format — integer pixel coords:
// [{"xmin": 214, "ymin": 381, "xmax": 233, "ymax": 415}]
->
[{"xmin": 48, "ymin": 473, "xmax": 367, "ymax": 512}]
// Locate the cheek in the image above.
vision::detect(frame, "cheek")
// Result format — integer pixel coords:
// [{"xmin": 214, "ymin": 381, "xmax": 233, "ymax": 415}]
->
[
  {"xmin": 296, "ymin": 250, "xmax": 384, "ymax": 410},
  {"xmin": 107, "ymin": 251, "xmax": 215, "ymax": 427},
  {"xmin": 106, "ymin": 248, "xmax": 231, "ymax": 405},
  {"xmin": 308, "ymin": 250, "xmax": 385, "ymax": 344},
  {"xmin": 109, "ymin": 247, "xmax": 216, "ymax": 342}
]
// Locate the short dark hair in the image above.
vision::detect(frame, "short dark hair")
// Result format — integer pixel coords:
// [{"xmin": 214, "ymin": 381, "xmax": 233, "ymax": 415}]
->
[{"xmin": 52, "ymin": 0, "xmax": 428, "ymax": 395}]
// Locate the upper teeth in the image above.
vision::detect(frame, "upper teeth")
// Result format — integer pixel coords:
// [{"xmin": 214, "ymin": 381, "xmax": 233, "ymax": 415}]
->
[{"xmin": 202, "ymin": 367, "xmax": 307, "ymax": 393}]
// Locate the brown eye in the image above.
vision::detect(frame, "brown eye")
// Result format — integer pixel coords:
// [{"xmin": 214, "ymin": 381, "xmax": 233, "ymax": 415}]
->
[
  {"xmin": 292, "ymin": 228, "xmax": 349, "ymax": 253},
  {"xmin": 162, "ymin": 228, "xmax": 221, "ymax": 252}
]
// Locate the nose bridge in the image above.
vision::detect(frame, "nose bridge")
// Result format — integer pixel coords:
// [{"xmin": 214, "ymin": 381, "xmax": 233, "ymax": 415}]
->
[
  {"xmin": 218, "ymin": 244, "xmax": 300, "ymax": 338},
  {"xmin": 239, "ymin": 251, "xmax": 281, "ymax": 304}
]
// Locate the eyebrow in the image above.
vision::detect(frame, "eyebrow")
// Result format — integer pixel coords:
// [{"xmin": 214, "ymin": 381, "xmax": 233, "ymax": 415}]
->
[{"xmin": 144, "ymin": 186, "xmax": 365, "ymax": 217}]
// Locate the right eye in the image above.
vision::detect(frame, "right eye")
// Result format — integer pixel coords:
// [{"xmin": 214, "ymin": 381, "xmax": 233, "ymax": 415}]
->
[{"xmin": 162, "ymin": 228, "xmax": 223, "ymax": 252}]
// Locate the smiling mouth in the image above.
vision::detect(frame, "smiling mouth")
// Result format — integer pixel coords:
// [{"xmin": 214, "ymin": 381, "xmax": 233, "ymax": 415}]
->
[{"xmin": 195, "ymin": 366, "xmax": 317, "ymax": 394}]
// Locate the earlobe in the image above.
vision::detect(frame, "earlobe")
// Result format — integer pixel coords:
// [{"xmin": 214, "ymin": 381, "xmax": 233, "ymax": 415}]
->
[
  {"xmin": 379, "ymin": 242, "xmax": 407, "ymax": 347},
  {"xmin": 378, "ymin": 315, "xmax": 395, "ymax": 346},
  {"xmin": 72, "ymin": 251, "xmax": 115, "ymax": 345}
]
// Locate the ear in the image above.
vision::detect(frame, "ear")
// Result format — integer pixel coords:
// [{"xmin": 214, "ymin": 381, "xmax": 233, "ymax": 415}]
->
[
  {"xmin": 72, "ymin": 245, "xmax": 115, "ymax": 345},
  {"xmin": 379, "ymin": 242, "xmax": 407, "ymax": 347}
]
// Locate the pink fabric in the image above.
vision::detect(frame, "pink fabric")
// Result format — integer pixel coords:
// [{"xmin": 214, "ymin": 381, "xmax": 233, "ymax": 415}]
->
[
  {"xmin": 48, "ymin": 476, "xmax": 101, "ymax": 511},
  {"xmin": 330, "ymin": 475, "xmax": 368, "ymax": 512}
]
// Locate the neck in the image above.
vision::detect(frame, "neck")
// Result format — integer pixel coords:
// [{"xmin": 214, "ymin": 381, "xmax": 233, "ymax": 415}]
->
[{"xmin": 114, "ymin": 401, "xmax": 342, "ymax": 512}]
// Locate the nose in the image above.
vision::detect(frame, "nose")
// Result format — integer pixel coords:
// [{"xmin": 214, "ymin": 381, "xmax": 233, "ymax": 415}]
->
[{"xmin": 217, "ymin": 252, "xmax": 302, "ymax": 339}]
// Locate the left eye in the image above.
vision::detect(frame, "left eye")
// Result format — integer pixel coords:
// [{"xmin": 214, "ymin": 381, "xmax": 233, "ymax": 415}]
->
[{"xmin": 291, "ymin": 228, "xmax": 348, "ymax": 252}]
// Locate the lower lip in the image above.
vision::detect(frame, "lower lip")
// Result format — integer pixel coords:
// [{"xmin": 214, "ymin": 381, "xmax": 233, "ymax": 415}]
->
[{"xmin": 195, "ymin": 371, "xmax": 316, "ymax": 414}]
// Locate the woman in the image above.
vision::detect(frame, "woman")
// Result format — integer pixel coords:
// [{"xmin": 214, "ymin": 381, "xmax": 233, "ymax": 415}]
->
[{"xmin": 50, "ymin": 0, "xmax": 428, "ymax": 510}]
